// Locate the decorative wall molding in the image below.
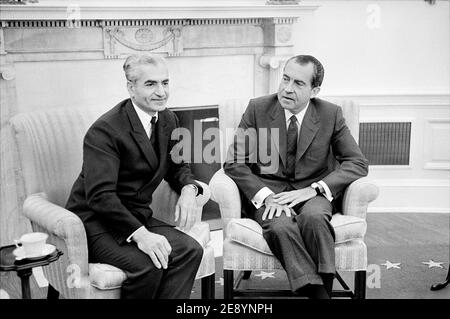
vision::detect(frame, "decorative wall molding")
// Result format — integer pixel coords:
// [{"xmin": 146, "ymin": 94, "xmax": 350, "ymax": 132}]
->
[
  {"xmin": 0, "ymin": 17, "xmax": 302, "ymax": 60},
  {"xmin": 0, "ymin": 0, "xmax": 319, "ymax": 61},
  {"xmin": 266, "ymin": 0, "xmax": 300, "ymax": 5},
  {"xmin": 103, "ymin": 25, "xmax": 184, "ymax": 58},
  {"xmin": 259, "ymin": 54, "xmax": 289, "ymax": 93},
  {"xmin": 322, "ymin": 93, "xmax": 450, "ymax": 214},
  {"xmin": 0, "ymin": 66, "xmax": 15, "ymax": 81},
  {"xmin": 423, "ymin": 118, "xmax": 450, "ymax": 170},
  {"xmin": 259, "ymin": 55, "xmax": 286, "ymax": 69},
  {"xmin": 373, "ymin": 178, "xmax": 450, "ymax": 187},
  {"xmin": 0, "ymin": 2, "xmax": 320, "ymax": 21},
  {"xmin": 2, "ymin": 18, "xmax": 271, "ymax": 29},
  {"xmin": 322, "ymin": 92, "xmax": 450, "ymax": 107},
  {"xmin": 368, "ymin": 178, "xmax": 450, "ymax": 214},
  {"xmin": 369, "ymin": 207, "xmax": 450, "ymax": 214}
]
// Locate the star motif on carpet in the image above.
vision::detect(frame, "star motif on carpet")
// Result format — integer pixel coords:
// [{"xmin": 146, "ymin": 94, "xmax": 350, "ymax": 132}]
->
[
  {"xmin": 381, "ymin": 260, "xmax": 401, "ymax": 269},
  {"xmin": 254, "ymin": 271, "xmax": 275, "ymax": 280},
  {"xmin": 422, "ymin": 260, "xmax": 444, "ymax": 268},
  {"xmin": 215, "ymin": 277, "xmax": 224, "ymax": 286}
]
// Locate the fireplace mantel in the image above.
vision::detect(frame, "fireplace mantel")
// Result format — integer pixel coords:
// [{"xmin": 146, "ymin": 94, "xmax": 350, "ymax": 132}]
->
[
  {"xmin": 1, "ymin": 0, "xmax": 320, "ymax": 96},
  {"xmin": 0, "ymin": 1, "xmax": 319, "ymax": 20}
]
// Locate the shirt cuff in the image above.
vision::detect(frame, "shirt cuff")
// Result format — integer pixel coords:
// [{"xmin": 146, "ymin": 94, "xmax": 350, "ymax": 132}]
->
[
  {"xmin": 251, "ymin": 187, "xmax": 274, "ymax": 209},
  {"xmin": 317, "ymin": 180, "xmax": 333, "ymax": 202},
  {"xmin": 184, "ymin": 183, "xmax": 203, "ymax": 196},
  {"xmin": 126, "ymin": 225, "xmax": 146, "ymax": 243}
]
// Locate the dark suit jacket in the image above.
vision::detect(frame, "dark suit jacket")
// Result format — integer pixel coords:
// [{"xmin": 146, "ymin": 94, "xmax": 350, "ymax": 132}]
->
[
  {"xmin": 223, "ymin": 94, "xmax": 369, "ymax": 215},
  {"xmin": 66, "ymin": 99, "xmax": 199, "ymax": 244}
]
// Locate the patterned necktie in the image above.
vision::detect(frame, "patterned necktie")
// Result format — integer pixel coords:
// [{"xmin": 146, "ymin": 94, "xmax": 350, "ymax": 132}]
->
[
  {"xmin": 286, "ymin": 115, "xmax": 298, "ymax": 179},
  {"xmin": 149, "ymin": 116, "xmax": 159, "ymax": 154}
]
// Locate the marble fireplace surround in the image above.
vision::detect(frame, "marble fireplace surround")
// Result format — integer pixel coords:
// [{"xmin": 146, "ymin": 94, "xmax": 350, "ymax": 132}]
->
[{"xmin": 0, "ymin": 1, "xmax": 320, "ymax": 102}]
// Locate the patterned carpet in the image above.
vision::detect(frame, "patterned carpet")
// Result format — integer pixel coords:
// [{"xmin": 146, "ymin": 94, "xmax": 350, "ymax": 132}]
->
[
  {"xmin": 191, "ymin": 213, "xmax": 450, "ymax": 299},
  {"xmin": 1, "ymin": 213, "xmax": 448, "ymax": 299}
]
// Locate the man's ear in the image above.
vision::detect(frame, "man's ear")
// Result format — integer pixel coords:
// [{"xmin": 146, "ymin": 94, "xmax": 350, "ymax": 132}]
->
[
  {"xmin": 126, "ymin": 80, "xmax": 134, "ymax": 97},
  {"xmin": 311, "ymin": 86, "xmax": 321, "ymax": 98}
]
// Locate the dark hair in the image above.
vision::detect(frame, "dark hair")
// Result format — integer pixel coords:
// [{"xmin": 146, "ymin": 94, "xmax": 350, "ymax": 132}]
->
[{"xmin": 285, "ymin": 55, "xmax": 324, "ymax": 88}]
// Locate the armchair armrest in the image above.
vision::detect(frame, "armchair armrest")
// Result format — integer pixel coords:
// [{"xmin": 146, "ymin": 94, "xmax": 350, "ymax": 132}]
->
[
  {"xmin": 341, "ymin": 177, "xmax": 379, "ymax": 220},
  {"xmin": 209, "ymin": 169, "xmax": 242, "ymax": 226},
  {"xmin": 151, "ymin": 180, "xmax": 211, "ymax": 227},
  {"xmin": 23, "ymin": 192, "xmax": 90, "ymax": 298}
]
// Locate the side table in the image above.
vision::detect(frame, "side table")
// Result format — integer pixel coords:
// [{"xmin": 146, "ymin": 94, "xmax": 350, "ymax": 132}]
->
[{"xmin": 0, "ymin": 244, "xmax": 63, "ymax": 299}]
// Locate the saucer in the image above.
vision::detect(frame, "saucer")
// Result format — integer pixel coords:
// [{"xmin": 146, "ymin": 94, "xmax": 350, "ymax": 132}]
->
[{"xmin": 13, "ymin": 244, "xmax": 56, "ymax": 261}]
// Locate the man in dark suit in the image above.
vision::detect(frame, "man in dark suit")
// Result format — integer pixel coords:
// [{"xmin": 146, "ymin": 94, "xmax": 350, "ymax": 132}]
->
[
  {"xmin": 66, "ymin": 54, "xmax": 204, "ymax": 299},
  {"xmin": 224, "ymin": 55, "xmax": 369, "ymax": 299}
]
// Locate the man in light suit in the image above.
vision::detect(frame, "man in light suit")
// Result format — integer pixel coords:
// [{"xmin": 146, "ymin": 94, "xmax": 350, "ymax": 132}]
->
[
  {"xmin": 224, "ymin": 55, "xmax": 369, "ymax": 299},
  {"xmin": 66, "ymin": 54, "xmax": 204, "ymax": 299}
]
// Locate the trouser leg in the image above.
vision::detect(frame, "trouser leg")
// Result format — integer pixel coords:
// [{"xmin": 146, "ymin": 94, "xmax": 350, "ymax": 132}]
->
[
  {"xmin": 254, "ymin": 209, "xmax": 322, "ymax": 291},
  {"xmin": 149, "ymin": 224, "xmax": 203, "ymax": 299},
  {"xmin": 294, "ymin": 196, "xmax": 336, "ymax": 276},
  {"xmin": 88, "ymin": 222, "xmax": 203, "ymax": 299}
]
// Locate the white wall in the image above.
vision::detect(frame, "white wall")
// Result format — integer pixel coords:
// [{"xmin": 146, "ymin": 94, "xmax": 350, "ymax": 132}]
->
[
  {"xmin": 294, "ymin": 0, "xmax": 449, "ymax": 95},
  {"xmin": 294, "ymin": 1, "xmax": 450, "ymax": 213}
]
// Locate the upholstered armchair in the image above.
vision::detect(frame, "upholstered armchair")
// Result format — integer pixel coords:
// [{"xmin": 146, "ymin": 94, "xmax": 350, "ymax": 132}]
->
[
  {"xmin": 210, "ymin": 98, "xmax": 379, "ymax": 299},
  {"xmin": 10, "ymin": 106, "xmax": 215, "ymax": 299}
]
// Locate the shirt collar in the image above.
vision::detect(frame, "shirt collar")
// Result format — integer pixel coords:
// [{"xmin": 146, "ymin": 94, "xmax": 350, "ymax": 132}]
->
[
  {"xmin": 285, "ymin": 100, "xmax": 309, "ymax": 126},
  {"xmin": 131, "ymin": 100, "xmax": 158, "ymax": 132}
]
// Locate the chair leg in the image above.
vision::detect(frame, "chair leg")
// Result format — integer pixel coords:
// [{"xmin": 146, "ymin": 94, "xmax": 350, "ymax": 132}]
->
[
  {"xmin": 47, "ymin": 284, "xmax": 60, "ymax": 299},
  {"xmin": 201, "ymin": 274, "xmax": 215, "ymax": 299},
  {"xmin": 224, "ymin": 270, "xmax": 234, "ymax": 299},
  {"xmin": 354, "ymin": 270, "xmax": 366, "ymax": 299},
  {"xmin": 242, "ymin": 271, "xmax": 252, "ymax": 280}
]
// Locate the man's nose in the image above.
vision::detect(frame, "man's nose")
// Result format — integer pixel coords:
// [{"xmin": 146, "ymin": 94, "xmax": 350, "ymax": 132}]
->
[
  {"xmin": 284, "ymin": 81, "xmax": 294, "ymax": 93},
  {"xmin": 155, "ymin": 83, "xmax": 166, "ymax": 97}
]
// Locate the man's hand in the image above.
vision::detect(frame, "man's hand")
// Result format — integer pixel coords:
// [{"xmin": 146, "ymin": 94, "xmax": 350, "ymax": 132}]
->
[
  {"xmin": 132, "ymin": 227, "xmax": 172, "ymax": 269},
  {"xmin": 272, "ymin": 187, "xmax": 316, "ymax": 208},
  {"xmin": 174, "ymin": 185, "xmax": 198, "ymax": 231},
  {"xmin": 262, "ymin": 194, "xmax": 295, "ymax": 220}
]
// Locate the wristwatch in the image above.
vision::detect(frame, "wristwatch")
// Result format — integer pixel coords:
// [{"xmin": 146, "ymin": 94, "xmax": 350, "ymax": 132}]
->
[{"xmin": 311, "ymin": 182, "xmax": 322, "ymax": 196}]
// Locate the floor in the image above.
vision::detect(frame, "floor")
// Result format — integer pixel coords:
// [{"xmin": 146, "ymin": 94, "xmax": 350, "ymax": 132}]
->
[
  {"xmin": 193, "ymin": 212, "xmax": 450, "ymax": 299},
  {"xmin": 1, "ymin": 213, "xmax": 449, "ymax": 299}
]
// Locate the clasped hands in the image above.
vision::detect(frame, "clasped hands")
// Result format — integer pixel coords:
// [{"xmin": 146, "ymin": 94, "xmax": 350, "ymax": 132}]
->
[
  {"xmin": 262, "ymin": 187, "xmax": 316, "ymax": 221},
  {"xmin": 132, "ymin": 185, "xmax": 199, "ymax": 269}
]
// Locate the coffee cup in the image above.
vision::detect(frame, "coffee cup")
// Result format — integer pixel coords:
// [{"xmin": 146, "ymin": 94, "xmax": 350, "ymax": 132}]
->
[{"xmin": 14, "ymin": 232, "xmax": 48, "ymax": 256}]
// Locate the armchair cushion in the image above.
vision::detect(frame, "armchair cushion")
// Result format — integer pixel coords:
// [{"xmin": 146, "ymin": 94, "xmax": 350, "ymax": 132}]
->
[
  {"xmin": 181, "ymin": 221, "xmax": 211, "ymax": 248},
  {"xmin": 226, "ymin": 213, "xmax": 367, "ymax": 256},
  {"xmin": 227, "ymin": 218, "xmax": 272, "ymax": 255},
  {"xmin": 89, "ymin": 263, "xmax": 127, "ymax": 290},
  {"xmin": 330, "ymin": 214, "xmax": 367, "ymax": 244}
]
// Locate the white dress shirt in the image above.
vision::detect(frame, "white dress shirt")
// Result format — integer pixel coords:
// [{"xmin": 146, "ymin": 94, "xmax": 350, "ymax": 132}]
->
[{"xmin": 132, "ymin": 101, "xmax": 158, "ymax": 138}]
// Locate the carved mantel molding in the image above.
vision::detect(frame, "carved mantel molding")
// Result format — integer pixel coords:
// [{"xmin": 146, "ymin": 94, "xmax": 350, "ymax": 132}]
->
[
  {"xmin": 0, "ymin": 1, "xmax": 319, "ymax": 60},
  {"xmin": 0, "ymin": 1, "xmax": 319, "ymax": 20}
]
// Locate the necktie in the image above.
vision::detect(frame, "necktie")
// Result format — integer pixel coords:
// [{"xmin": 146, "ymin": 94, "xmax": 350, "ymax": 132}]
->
[
  {"xmin": 286, "ymin": 115, "xmax": 298, "ymax": 179},
  {"xmin": 149, "ymin": 116, "xmax": 159, "ymax": 155}
]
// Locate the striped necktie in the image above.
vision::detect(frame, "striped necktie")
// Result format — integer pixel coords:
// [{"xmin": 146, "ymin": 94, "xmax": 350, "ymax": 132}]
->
[{"xmin": 286, "ymin": 115, "xmax": 298, "ymax": 180}]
